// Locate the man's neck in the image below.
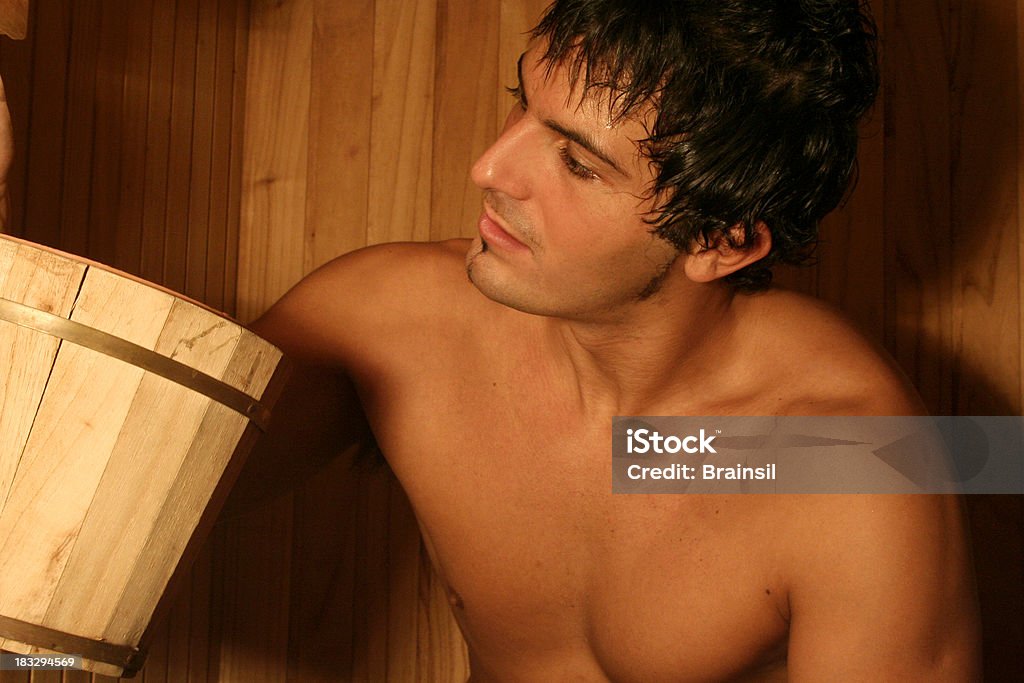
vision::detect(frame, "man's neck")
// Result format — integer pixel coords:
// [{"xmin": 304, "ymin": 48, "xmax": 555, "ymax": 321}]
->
[{"xmin": 548, "ymin": 279, "xmax": 747, "ymax": 417}]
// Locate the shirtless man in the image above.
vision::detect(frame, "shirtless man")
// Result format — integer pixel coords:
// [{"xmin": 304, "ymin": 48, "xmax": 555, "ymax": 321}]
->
[{"xmin": 233, "ymin": 0, "xmax": 977, "ymax": 679}]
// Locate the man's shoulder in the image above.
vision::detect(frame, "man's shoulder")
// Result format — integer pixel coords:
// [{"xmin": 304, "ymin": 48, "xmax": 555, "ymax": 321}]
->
[
  {"xmin": 735, "ymin": 288, "xmax": 924, "ymax": 416},
  {"xmin": 317, "ymin": 238, "xmax": 473, "ymax": 294},
  {"xmin": 296, "ymin": 237, "xmax": 479, "ymax": 319},
  {"xmin": 250, "ymin": 239, "xmax": 482, "ymax": 367}
]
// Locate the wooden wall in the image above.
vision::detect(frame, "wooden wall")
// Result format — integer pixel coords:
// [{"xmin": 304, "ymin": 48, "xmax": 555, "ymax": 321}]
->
[{"xmin": 0, "ymin": 0, "xmax": 1021, "ymax": 681}]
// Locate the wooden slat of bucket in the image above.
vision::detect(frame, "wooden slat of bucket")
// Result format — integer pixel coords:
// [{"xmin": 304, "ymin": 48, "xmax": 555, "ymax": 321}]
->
[
  {"xmin": 41, "ymin": 297, "xmax": 244, "ymax": 642},
  {"xmin": 106, "ymin": 331, "xmax": 281, "ymax": 646},
  {"xmin": 0, "ymin": 267, "xmax": 175, "ymax": 629},
  {"xmin": 0, "ymin": 243, "xmax": 87, "ymax": 512}
]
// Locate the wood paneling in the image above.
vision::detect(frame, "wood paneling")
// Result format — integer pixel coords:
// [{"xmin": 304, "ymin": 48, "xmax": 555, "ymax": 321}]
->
[
  {"xmin": 2, "ymin": 0, "xmax": 247, "ymax": 314},
  {"xmin": 0, "ymin": 0, "xmax": 1021, "ymax": 680}
]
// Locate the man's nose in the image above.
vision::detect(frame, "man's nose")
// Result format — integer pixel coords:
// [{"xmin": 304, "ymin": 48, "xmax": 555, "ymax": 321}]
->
[{"xmin": 470, "ymin": 107, "xmax": 531, "ymax": 200}]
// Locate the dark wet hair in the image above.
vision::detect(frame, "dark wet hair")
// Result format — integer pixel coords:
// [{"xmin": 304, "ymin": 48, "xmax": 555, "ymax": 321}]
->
[{"xmin": 532, "ymin": 0, "xmax": 879, "ymax": 290}]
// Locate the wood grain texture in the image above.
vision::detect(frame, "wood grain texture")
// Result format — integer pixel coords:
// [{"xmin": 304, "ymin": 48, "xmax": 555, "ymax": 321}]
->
[
  {"xmin": 304, "ymin": 0, "xmax": 373, "ymax": 270},
  {"xmin": 57, "ymin": 0, "xmax": 99, "ymax": 258},
  {"xmin": 0, "ymin": 267, "xmax": 172, "ymax": 627},
  {"xmin": 1019, "ymin": 0, "xmax": 1024, "ymax": 417},
  {"xmin": 18, "ymin": 0, "xmax": 68, "ymax": 249},
  {"xmin": 87, "ymin": 0, "xmax": 129, "ymax": 271},
  {"xmin": 163, "ymin": 0, "xmax": 199, "ymax": 295},
  {"xmin": 3, "ymin": 0, "xmax": 246, "ymax": 319},
  {"xmin": 949, "ymin": 0, "xmax": 1020, "ymax": 415},
  {"xmin": 113, "ymin": 0, "xmax": 153, "ymax": 276},
  {"xmin": 236, "ymin": 0, "xmax": 313, "ymax": 322},
  {"xmin": 883, "ymin": 0, "xmax": 955, "ymax": 413},
  {"xmin": 42, "ymin": 299, "xmax": 244, "ymax": 641},
  {"xmin": 0, "ymin": 242, "xmax": 85, "ymax": 512},
  {"xmin": 204, "ymin": 0, "xmax": 244, "ymax": 312},
  {"xmin": 184, "ymin": 0, "xmax": 219, "ymax": 304},
  {"xmin": 431, "ymin": 0, "xmax": 499, "ymax": 240},
  {"xmin": 139, "ymin": 0, "xmax": 175, "ymax": 287},
  {"xmin": 367, "ymin": 0, "xmax": 435, "ymax": 245}
]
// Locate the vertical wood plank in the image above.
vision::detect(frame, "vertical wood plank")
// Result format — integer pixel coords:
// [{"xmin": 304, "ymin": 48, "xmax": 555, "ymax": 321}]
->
[
  {"xmin": 26, "ymin": 672, "xmax": 59, "ymax": 683},
  {"xmin": 113, "ymin": 0, "xmax": 154, "ymax": 275},
  {"xmin": 204, "ymin": 0, "xmax": 239, "ymax": 312},
  {"xmin": 384, "ymin": 479, "xmax": 420, "ymax": 681},
  {"xmin": 236, "ymin": 0, "xmax": 313, "ymax": 321},
  {"xmin": 184, "ymin": 0, "xmax": 219, "ymax": 303},
  {"xmin": 883, "ymin": 0, "xmax": 953, "ymax": 413},
  {"xmin": 139, "ymin": 0, "xmax": 175, "ymax": 285},
  {"xmin": 185, "ymin": 545, "xmax": 214, "ymax": 683},
  {"xmin": 949, "ymin": 0, "xmax": 1021, "ymax": 415},
  {"xmin": 0, "ymin": 666, "xmax": 28, "ymax": 683},
  {"xmin": 87, "ymin": 0, "xmax": 129, "ymax": 269},
  {"xmin": 430, "ymin": 0, "xmax": 499, "ymax": 240},
  {"xmin": 223, "ymin": 0, "xmax": 250, "ymax": 318},
  {"xmin": 60, "ymin": 666, "xmax": 91, "ymax": 683},
  {"xmin": 304, "ymin": 0, "xmax": 373, "ymax": 270},
  {"xmin": 367, "ymin": 0, "xmax": 435, "ymax": 245},
  {"xmin": 21, "ymin": 0, "xmax": 70, "ymax": 248},
  {"xmin": 286, "ymin": 452, "xmax": 362, "ymax": 681},
  {"xmin": 215, "ymin": 499, "xmax": 293, "ymax": 683},
  {"xmin": 223, "ymin": 2, "xmax": 310, "ymax": 682},
  {"xmin": 0, "ymin": 242, "xmax": 85, "ymax": 512},
  {"xmin": 1019, "ymin": 0, "xmax": 1024, "ymax": 419},
  {"xmin": 162, "ymin": 0, "xmax": 199, "ymax": 293},
  {"xmin": 58, "ymin": 0, "xmax": 100, "ymax": 257},
  {"xmin": 163, "ymin": 583, "xmax": 192, "ymax": 683},
  {"xmin": 348, "ymin": 467, "xmax": 394, "ymax": 682}
]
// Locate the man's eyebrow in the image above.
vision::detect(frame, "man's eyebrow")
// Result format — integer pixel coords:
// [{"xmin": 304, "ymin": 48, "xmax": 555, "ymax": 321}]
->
[
  {"xmin": 543, "ymin": 118, "xmax": 626, "ymax": 176},
  {"xmin": 516, "ymin": 50, "xmax": 627, "ymax": 177}
]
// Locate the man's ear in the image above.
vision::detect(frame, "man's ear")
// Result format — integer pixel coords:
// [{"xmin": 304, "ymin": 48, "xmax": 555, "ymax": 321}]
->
[{"xmin": 682, "ymin": 221, "xmax": 771, "ymax": 283}]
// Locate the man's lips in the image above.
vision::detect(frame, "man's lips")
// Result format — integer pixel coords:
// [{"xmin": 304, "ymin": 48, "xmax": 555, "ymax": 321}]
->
[{"xmin": 478, "ymin": 208, "xmax": 530, "ymax": 252}]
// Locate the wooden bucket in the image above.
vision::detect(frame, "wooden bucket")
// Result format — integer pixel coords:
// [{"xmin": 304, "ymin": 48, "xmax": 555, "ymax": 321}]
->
[{"xmin": 0, "ymin": 233, "xmax": 288, "ymax": 677}]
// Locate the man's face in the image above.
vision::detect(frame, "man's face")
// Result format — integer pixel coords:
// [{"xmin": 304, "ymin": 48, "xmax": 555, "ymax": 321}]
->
[{"xmin": 465, "ymin": 42, "xmax": 679, "ymax": 322}]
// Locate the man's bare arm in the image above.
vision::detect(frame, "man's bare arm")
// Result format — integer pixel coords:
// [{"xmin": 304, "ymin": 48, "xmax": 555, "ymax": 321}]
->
[
  {"xmin": 223, "ymin": 240, "xmax": 469, "ymax": 512},
  {"xmin": 786, "ymin": 495, "xmax": 981, "ymax": 681}
]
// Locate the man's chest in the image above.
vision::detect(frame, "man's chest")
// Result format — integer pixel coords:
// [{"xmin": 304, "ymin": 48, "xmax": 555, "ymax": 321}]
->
[{"xmin": 363, "ymin": 373, "xmax": 791, "ymax": 678}]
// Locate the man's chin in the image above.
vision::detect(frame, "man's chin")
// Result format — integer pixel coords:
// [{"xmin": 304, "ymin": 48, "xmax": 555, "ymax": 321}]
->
[{"xmin": 465, "ymin": 253, "xmax": 527, "ymax": 311}]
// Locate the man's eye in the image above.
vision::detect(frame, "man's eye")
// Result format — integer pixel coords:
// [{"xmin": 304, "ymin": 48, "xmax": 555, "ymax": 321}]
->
[{"xmin": 558, "ymin": 145, "xmax": 597, "ymax": 181}]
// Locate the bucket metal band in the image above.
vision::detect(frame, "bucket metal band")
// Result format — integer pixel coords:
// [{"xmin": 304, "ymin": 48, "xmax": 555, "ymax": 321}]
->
[
  {"xmin": 0, "ymin": 296, "xmax": 270, "ymax": 430},
  {"xmin": 0, "ymin": 613, "xmax": 145, "ymax": 675}
]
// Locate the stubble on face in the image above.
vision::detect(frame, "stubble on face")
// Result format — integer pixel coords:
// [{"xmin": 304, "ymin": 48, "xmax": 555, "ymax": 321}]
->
[{"xmin": 635, "ymin": 245, "xmax": 679, "ymax": 300}]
